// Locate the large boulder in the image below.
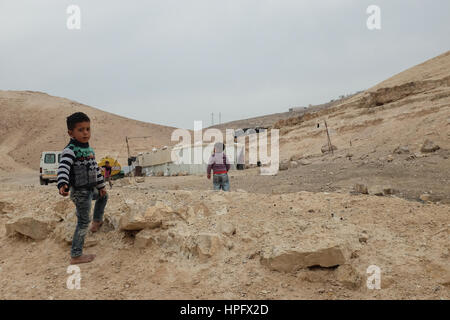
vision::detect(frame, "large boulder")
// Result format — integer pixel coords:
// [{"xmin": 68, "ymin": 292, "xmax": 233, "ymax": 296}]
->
[
  {"xmin": 421, "ymin": 139, "xmax": 440, "ymax": 153},
  {"xmin": 119, "ymin": 211, "xmax": 149, "ymax": 231},
  {"xmin": 6, "ymin": 216, "xmax": 57, "ymax": 240},
  {"xmin": 119, "ymin": 202, "xmax": 178, "ymax": 231},
  {"xmin": 260, "ymin": 245, "xmax": 346, "ymax": 273}
]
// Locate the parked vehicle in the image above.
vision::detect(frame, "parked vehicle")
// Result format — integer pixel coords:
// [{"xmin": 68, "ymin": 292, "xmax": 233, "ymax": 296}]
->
[{"xmin": 40, "ymin": 151, "xmax": 61, "ymax": 185}]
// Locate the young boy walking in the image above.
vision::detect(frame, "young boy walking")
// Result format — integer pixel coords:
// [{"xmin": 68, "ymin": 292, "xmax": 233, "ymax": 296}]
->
[
  {"xmin": 207, "ymin": 142, "xmax": 231, "ymax": 191},
  {"xmin": 57, "ymin": 112, "xmax": 108, "ymax": 265}
]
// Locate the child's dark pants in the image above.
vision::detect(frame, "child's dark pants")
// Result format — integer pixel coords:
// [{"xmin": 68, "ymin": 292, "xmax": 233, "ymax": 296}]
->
[{"xmin": 69, "ymin": 187, "xmax": 108, "ymax": 258}]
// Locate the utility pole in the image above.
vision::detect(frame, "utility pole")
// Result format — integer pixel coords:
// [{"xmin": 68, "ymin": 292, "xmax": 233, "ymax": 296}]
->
[
  {"xmin": 126, "ymin": 136, "xmax": 130, "ymax": 160},
  {"xmin": 211, "ymin": 112, "xmax": 214, "ymax": 126},
  {"xmin": 324, "ymin": 120, "xmax": 334, "ymax": 155},
  {"xmin": 219, "ymin": 112, "xmax": 221, "ymax": 124}
]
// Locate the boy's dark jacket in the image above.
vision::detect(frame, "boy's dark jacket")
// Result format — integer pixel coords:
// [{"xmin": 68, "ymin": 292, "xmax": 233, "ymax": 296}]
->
[{"xmin": 57, "ymin": 138, "xmax": 106, "ymax": 190}]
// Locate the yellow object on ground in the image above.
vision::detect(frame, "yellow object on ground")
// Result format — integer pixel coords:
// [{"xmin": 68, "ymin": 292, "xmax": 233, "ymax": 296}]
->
[{"xmin": 98, "ymin": 156, "xmax": 121, "ymax": 176}]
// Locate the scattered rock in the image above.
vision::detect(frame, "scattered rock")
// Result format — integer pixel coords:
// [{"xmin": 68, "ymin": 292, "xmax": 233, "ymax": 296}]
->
[
  {"xmin": 290, "ymin": 154, "xmax": 303, "ymax": 161},
  {"xmin": 135, "ymin": 229, "xmax": 155, "ymax": 248},
  {"xmin": 119, "ymin": 211, "xmax": 150, "ymax": 231},
  {"xmin": 224, "ymin": 239, "xmax": 234, "ymax": 250},
  {"xmin": 260, "ymin": 245, "xmax": 346, "ymax": 273},
  {"xmin": 119, "ymin": 203, "xmax": 176, "ymax": 231},
  {"xmin": 386, "ymin": 155, "xmax": 394, "ymax": 162},
  {"xmin": 321, "ymin": 144, "xmax": 338, "ymax": 154},
  {"xmin": 421, "ymin": 139, "xmax": 440, "ymax": 153},
  {"xmin": 193, "ymin": 202, "xmax": 211, "ymax": 217},
  {"xmin": 279, "ymin": 161, "xmax": 289, "ymax": 171},
  {"xmin": 336, "ymin": 264, "xmax": 362, "ymax": 290},
  {"xmin": 381, "ymin": 276, "xmax": 395, "ymax": 289},
  {"xmin": 299, "ymin": 159, "xmax": 312, "ymax": 166},
  {"xmin": 6, "ymin": 216, "xmax": 56, "ymax": 240},
  {"xmin": 135, "ymin": 177, "xmax": 145, "ymax": 183},
  {"xmin": 370, "ymin": 186, "xmax": 384, "ymax": 196},
  {"xmin": 393, "ymin": 146, "xmax": 410, "ymax": 154},
  {"xmin": 115, "ymin": 178, "xmax": 132, "ymax": 187},
  {"xmin": 84, "ymin": 239, "xmax": 99, "ymax": 248},
  {"xmin": 290, "ymin": 161, "xmax": 298, "ymax": 168},
  {"xmin": 419, "ymin": 193, "xmax": 441, "ymax": 203},
  {"xmin": 353, "ymin": 184, "xmax": 368, "ymax": 194},
  {"xmin": 0, "ymin": 201, "xmax": 13, "ymax": 215},
  {"xmin": 193, "ymin": 233, "xmax": 222, "ymax": 261},
  {"xmin": 218, "ymin": 222, "xmax": 236, "ymax": 236},
  {"xmin": 383, "ymin": 187, "xmax": 398, "ymax": 195},
  {"xmin": 215, "ymin": 207, "xmax": 228, "ymax": 216},
  {"xmin": 358, "ymin": 235, "xmax": 369, "ymax": 244}
]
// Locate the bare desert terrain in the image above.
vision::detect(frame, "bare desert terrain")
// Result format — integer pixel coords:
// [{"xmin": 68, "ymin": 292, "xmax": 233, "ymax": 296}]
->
[{"xmin": 0, "ymin": 51, "xmax": 449, "ymax": 300}]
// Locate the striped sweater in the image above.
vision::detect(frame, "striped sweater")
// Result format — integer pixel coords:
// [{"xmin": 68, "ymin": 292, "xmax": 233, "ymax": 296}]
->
[
  {"xmin": 207, "ymin": 152, "xmax": 230, "ymax": 175},
  {"xmin": 57, "ymin": 138, "xmax": 106, "ymax": 190}
]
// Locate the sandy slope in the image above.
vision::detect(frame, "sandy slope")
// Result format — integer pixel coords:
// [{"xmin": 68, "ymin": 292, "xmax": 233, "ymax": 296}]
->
[{"xmin": 0, "ymin": 91, "xmax": 179, "ymax": 173}]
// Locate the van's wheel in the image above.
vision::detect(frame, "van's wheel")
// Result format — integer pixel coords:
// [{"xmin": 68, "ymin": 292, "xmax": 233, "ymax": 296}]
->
[{"xmin": 40, "ymin": 177, "xmax": 48, "ymax": 185}]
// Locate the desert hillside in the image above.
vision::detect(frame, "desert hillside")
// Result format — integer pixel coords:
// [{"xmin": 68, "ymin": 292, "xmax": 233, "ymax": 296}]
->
[
  {"xmin": 0, "ymin": 91, "xmax": 179, "ymax": 173},
  {"xmin": 275, "ymin": 51, "xmax": 450, "ymax": 161},
  {"xmin": 208, "ymin": 93, "xmax": 360, "ymax": 131},
  {"xmin": 1, "ymin": 51, "xmax": 449, "ymax": 300}
]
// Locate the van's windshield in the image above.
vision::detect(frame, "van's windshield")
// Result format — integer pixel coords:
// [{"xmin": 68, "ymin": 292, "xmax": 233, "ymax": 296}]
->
[{"xmin": 44, "ymin": 154, "xmax": 56, "ymax": 164}]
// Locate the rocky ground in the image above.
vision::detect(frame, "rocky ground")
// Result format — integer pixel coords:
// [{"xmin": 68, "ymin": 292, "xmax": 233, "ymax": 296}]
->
[
  {"xmin": 0, "ymin": 169, "xmax": 449, "ymax": 299},
  {"xmin": 1, "ymin": 51, "xmax": 449, "ymax": 300}
]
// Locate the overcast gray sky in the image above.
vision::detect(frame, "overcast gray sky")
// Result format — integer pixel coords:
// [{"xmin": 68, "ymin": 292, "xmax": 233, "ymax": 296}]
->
[{"xmin": 1, "ymin": 0, "xmax": 449, "ymax": 129}]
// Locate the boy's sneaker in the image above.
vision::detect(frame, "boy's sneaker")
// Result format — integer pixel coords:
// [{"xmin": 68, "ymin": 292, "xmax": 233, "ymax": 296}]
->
[{"xmin": 90, "ymin": 221, "xmax": 103, "ymax": 233}]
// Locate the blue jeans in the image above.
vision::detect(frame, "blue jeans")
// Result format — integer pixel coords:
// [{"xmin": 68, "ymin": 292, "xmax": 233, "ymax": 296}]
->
[
  {"xmin": 213, "ymin": 173, "xmax": 230, "ymax": 191},
  {"xmin": 69, "ymin": 187, "xmax": 108, "ymax": 257}
]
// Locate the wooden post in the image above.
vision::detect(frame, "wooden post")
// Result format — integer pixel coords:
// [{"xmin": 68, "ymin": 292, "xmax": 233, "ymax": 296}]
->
[
  {"xmin": 324, "ymin": 120, "xmax": 333, "ymax": 155},
  {"xmin": 126, "ymin": 136, "xmax": 130, "ymax": 160}
]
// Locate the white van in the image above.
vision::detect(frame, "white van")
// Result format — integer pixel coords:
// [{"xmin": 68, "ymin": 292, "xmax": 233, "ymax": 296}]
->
[{"xmin": 40, "ymin": 151, "xmax": 62, "ymax": 185}]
